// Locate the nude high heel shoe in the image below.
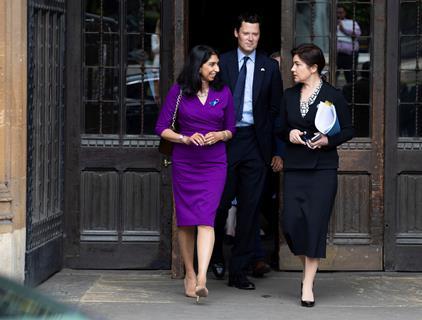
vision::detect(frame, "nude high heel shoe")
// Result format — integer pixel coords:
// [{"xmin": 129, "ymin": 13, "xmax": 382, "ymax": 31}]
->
[
  {"xmin": 184, "ymin": 277, "xmax": 197, "ymax": 298},
  {"xmin": 195, "ymin": 285, "xmax": 208, "ymax": 303}
]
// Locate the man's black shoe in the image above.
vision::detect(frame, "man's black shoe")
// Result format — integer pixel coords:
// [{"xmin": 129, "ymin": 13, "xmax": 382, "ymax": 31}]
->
[
  {"xmin": 211, "ymin": 262, "xmax": 225, "ymax": 279},
  {"xmin": 251, "ymin": 260, "xmax": 271, "ymax": 278},
  {"xmin": 228, "ymin": 274, "xmax": 255, "ymax": 290}
]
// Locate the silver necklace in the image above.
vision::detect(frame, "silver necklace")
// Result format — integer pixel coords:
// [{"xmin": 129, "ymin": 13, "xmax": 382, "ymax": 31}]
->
[{"xmin": 300, "ymin": 80, "xmax": 322, "ymax": 118}]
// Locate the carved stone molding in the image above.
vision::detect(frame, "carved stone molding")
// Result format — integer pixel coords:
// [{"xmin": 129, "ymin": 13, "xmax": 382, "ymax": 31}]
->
[
  {"xmin": 0, "ymin": 182, "xmax": 13, "ymax": 220},
  {"xmin": 0, "ymin": 183, "xmax": 12, "ymax": 201}
]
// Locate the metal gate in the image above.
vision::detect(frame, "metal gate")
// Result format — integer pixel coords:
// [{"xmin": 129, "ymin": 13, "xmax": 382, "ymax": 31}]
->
[{"xmin": 25, "ymin": 0, "xmax": 66, "ymax": 286}]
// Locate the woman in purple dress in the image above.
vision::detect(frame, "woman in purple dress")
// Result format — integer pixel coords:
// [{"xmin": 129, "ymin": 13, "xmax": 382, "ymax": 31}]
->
[{"xmin": 155, "ymin": 45, "xmax": 235, "ymax": 301}]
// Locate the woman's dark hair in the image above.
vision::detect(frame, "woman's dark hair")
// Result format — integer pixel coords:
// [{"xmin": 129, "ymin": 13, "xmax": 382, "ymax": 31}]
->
[
  {"xmin": 291, "ymin": 43, "xmax": 326, "ymax": 75},
  {"xmin": 177, "ymin": 45, "xmax": 223, "ymax": 96},
  {"xmin": 235, "ymin": 12, "xmax": 261, "ymax": 32}
]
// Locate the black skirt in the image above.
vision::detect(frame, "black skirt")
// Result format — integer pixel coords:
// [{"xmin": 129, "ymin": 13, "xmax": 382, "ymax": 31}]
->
[{"xmin": 282, "ymin": 169, "xmax": 337, "ymax": 258}]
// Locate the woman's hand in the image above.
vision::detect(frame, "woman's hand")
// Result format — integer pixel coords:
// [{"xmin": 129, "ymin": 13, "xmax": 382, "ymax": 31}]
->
[
  {"xmin": 188, "ymin": 132, "xmax": 206, "ymax": 146},
  {"xmin": 289, "ymin": 129, "xmax": 306, "ymax": 145},
  {"xmin": 306, "ymin": 134, "xmax": 329, "ymax": 149},
  {"xmin": 204, "ymin": 131, "xmax": 224, "ymax": 145}
]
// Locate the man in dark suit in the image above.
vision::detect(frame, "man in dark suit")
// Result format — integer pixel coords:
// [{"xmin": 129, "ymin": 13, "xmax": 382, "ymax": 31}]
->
[{"xmin": 212, "ymin": 12, "xmax": 283, "ymax": 290}]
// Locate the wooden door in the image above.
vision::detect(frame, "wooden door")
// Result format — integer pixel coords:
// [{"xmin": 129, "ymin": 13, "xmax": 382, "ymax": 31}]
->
[
  {"xmin": 64, "ymin": 0, "xmax": 173, "ymax": 269},
  {"xmin": 385, "ymin": 0, "xmax": 422, "ymax": 271},
  {"xmin": 279, "ymin": 0, "xmax": 385, "ymax": 270},
  {"xmin": 25, "ymin": 0, "xmax": 66, "ymax": 286}
]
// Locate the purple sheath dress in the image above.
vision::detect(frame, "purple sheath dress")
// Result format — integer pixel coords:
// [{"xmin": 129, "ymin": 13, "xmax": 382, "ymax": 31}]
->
[{"xmin": 155, "ymin": 84, "xmax": 235, "ymax": 226}]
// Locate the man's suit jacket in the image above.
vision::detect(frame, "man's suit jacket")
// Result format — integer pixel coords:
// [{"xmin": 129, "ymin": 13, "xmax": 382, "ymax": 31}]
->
[
  {"xmin": 280, "ymin": 81, "xmax": 354, "ymax": 169},
  {"xmin": 218, "ymin": 50, "xmax": 283, "ymax": 164}
]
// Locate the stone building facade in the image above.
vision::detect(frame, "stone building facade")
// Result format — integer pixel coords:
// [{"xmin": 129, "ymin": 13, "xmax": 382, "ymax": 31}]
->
[{"xmin": 0, "ymin": 0, "xmax": 27, "ymax": 281}]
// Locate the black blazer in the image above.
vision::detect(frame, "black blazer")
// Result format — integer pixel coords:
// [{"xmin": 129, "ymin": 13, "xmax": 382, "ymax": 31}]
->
[
  {"xmin": 218, "ymin": 50, "xmax": 283, "ymax": 164},
  {"xmin": 280, "ymin": 81, "xmax": 354, "ymax": 169}
]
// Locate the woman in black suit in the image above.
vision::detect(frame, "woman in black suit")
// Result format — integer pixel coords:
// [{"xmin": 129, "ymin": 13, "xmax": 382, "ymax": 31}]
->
[{"xmin": 280, "ymin": 43, "xmax": 354, "ymax": 307}]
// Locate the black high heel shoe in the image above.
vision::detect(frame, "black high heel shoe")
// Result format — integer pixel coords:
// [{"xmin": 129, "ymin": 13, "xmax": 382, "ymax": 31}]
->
[
  {"xmin": 301, "ymin": 299, "xmax": 315, "ymax": 307},
  {"xmin": 300, "ymin": 282, "xmax": 315, "ymax": 307}
]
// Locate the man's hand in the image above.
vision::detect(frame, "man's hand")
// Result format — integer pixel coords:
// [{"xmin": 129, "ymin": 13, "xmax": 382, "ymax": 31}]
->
[
  {"xmin": 271, "ymin": 156, "xmax": 283, "ymax": 172},
  {"xmin": 338, "ymin": 20, "xmax": 345, "ymax": 33}
]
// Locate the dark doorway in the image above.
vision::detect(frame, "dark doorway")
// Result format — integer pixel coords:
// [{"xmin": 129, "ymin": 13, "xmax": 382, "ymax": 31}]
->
[
  {"xmin": 188, "ymin": 0, "xmax": 282, "ymax": 269},
  {"xmin": 189, "ymin": 0, "xmax": 281, "ymax": 55}
]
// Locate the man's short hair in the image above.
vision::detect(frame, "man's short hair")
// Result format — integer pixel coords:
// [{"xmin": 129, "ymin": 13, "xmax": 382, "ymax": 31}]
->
[{"xmin": 235, "ymin": 12, "xmax": 261, "ymax": 32}]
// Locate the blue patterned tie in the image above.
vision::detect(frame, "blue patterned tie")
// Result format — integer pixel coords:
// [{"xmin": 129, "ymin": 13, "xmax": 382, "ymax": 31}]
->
[{"xmin": 233, "ymin": 56, "xmax": 249, "ymax": 121}]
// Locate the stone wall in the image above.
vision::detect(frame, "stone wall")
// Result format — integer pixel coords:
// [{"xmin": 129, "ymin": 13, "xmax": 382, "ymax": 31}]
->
[{"xmin": 0, "ymin": 0, "xmax": 27, "ymax": 282}]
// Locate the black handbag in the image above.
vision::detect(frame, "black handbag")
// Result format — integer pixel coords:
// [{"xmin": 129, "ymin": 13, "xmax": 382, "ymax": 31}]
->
[{"xmin": 158, "ymin": 90, "xmax": 183, "ymax": 156}]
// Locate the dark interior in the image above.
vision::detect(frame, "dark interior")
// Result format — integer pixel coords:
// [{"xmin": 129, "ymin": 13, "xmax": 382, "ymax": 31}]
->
[{"xmin": 189, "ymin": 0, "xmax": 281, "ymax": 55}]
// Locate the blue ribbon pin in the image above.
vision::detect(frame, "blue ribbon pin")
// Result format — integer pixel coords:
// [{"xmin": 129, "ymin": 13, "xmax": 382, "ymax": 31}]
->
[{"xmin": 209, "ymin": 98, "xmax": 220, "ymax": 107}]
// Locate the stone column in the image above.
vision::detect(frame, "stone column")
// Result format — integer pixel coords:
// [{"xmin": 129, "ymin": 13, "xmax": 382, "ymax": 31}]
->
[{"xmin": 0, "ymin": 0, "xmax": 27, "ymax": 282}]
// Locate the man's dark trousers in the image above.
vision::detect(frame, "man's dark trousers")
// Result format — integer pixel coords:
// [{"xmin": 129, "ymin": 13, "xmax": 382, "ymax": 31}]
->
[{"xmin": 214, "ymin": 126, "xmax": 266, "ymax": 275}]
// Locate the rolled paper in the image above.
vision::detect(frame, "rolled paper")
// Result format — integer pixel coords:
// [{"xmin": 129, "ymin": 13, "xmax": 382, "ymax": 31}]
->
[{"xmin": 315, "ymin": 101, "xmax": 340, "ymax": 136}]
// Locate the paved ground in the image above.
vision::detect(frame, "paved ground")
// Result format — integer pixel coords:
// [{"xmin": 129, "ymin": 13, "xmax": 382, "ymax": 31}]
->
[{"xmin": 38, "ymin": 269, "xmax": 422, "ymax": 320}]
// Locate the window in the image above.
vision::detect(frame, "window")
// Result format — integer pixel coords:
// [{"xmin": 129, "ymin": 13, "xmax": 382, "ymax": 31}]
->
[
  {"xmin": 83, "ymin": 0, "xmax": 161, "ymax": 136},
  {"xmin": 399, "ymin": 0, "xmax": 422, "ymax": 137},
  {"xmin": 294, "ymin": 0, "xmax": 372, "ymax": 137}
]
